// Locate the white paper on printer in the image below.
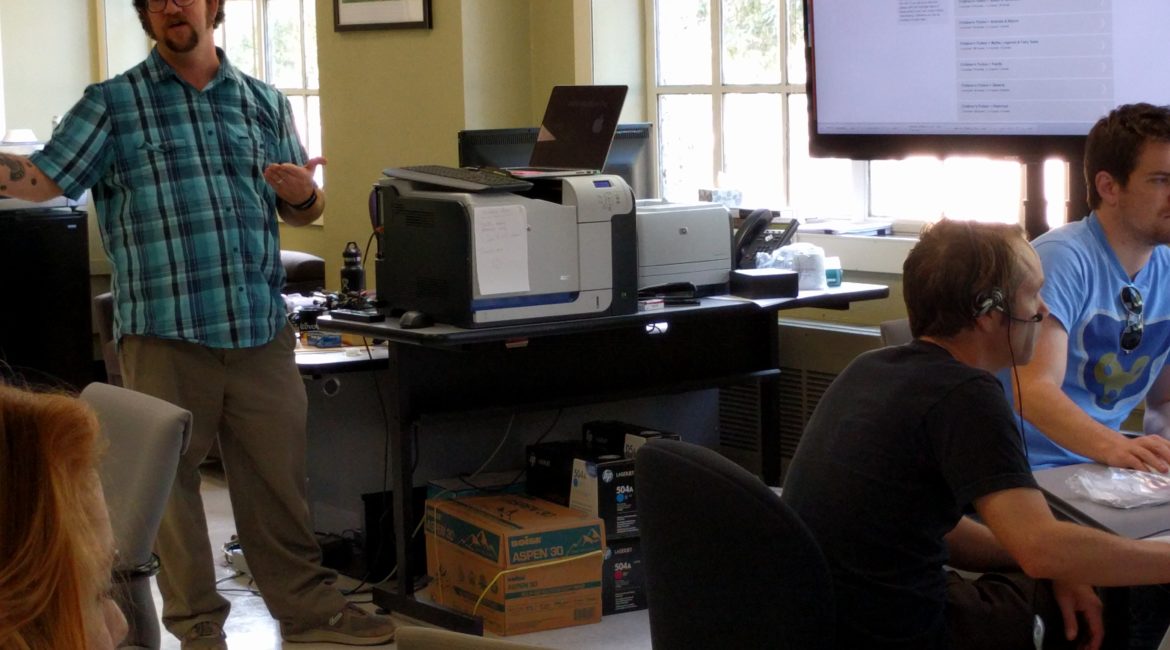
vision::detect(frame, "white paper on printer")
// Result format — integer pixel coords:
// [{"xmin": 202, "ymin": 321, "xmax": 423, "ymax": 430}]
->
[{"xmin": 473, "ymin": 204, "xmax": 531, "ymax": 295}]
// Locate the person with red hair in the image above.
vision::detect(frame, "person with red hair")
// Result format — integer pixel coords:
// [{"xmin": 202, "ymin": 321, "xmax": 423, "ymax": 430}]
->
[{"xmin": 0, "ymin": 384, "xmax": 127, "ymax": 649}]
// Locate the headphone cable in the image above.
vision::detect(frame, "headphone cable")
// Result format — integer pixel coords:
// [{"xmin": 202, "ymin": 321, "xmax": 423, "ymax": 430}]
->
[{"xmin": 1006, "ymin": 315, "xmax": 1030, "ymax": 456}]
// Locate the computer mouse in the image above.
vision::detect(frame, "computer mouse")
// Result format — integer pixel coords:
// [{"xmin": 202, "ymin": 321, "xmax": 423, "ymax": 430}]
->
[{"xmin": 398, "ymin": 310, "xmax": 433, "ymax": 329}]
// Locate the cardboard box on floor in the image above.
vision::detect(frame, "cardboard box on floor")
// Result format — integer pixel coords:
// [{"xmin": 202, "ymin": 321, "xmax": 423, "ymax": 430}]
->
[{"xmin": 424, "ymin": 494, "xmax": 605, "ymax": 636}]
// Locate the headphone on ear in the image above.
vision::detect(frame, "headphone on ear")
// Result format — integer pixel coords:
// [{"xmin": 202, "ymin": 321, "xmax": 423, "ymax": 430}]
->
[{"xmin": 973, "ymin": 287, "xmax": 1006, "ymax": 318}]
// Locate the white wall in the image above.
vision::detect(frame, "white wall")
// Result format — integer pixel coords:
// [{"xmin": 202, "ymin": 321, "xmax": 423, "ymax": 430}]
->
[
  {"xmin": 589, "ymin": 0, "xmax": 645, "ymax": 123},
  {"xmin": 0, "ymin": 0, "xmax": 95, "ymax": 140},
  {"xmin": 96, "ymin": 0, "xmax": 151, "ymax": 78}
]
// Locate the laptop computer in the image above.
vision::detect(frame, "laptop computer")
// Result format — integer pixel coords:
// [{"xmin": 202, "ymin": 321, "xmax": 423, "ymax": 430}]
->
[
  {"xmin": 382, "ymin": 85, "xmax": 627, "ymax": 192},
  {"xmin": 504, "ymin": 85, "xmax": 628, "ymax": 179}
]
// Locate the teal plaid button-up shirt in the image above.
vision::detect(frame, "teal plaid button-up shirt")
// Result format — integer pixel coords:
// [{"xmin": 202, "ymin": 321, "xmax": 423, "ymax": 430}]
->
[{"xmin": 32, "ymin": 47, "xmax": 306, "ymax": 349}]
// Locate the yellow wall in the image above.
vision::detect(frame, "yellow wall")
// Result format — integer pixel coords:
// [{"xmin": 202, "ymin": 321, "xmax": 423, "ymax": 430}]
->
[
  {"xmin": 284, "ymin": 0, "xmax": 581, "ymax": 289},
  {"xmin": 461, "ymin": 0, "xmax": 533, "ymax": 129},
  {"xmin": 529, "ymin": 1, "xmax": 577, "ymax": 121}
]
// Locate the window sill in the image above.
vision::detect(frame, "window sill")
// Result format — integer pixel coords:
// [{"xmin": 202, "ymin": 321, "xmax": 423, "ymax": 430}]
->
[{"xmin": 793, "ymin": 232, "xmax": 918, "ymax": 275}]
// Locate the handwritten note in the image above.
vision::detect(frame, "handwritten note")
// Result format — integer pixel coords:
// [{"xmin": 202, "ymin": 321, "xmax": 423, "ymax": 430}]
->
[{"xmin": 473, "ymin": 205, "xmax": 529, "ymax": 296}]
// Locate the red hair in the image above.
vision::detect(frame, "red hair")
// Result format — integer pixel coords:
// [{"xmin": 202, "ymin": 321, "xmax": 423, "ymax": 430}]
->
[{"xmin": 0, "ymin": 385, "xmax": 109, "ymax": 649}]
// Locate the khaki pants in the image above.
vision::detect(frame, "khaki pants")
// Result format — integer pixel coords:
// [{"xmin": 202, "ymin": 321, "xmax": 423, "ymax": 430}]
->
[{"xmin": 120, "ymin": 325, "xmax": 346, "ymax": 637}]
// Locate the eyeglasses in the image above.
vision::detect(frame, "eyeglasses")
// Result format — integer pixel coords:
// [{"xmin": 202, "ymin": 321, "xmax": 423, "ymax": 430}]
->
[
  {"xmin": 146, "ymin": 0, "xmax": 196, "ymax": 12},
  {"xmin": 1120, "ymin": 285, "xmax": 1144, "ymax": 353},
  {"xmin": 1007, "ymin": 312, "xmax": 1044, "ymax": 324}
]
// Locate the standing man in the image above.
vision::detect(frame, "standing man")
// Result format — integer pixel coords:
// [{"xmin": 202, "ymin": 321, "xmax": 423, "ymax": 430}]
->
[
  {"xmin": 784, "ymin": 220, "xmax": 1170, "ymax": 649},
  {"xmin": 1010, "ymin": 103, "xmax": 1170, "ymax": 472},
  {"xmin": 0, "ymin": 0, "xmax": 395, "ymax": 647}
]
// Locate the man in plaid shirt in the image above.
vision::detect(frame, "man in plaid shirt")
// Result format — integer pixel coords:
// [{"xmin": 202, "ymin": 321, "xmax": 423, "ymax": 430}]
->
[{"xmin": 1, "ymin": 0, "xmax": 394, "ymax": 646}]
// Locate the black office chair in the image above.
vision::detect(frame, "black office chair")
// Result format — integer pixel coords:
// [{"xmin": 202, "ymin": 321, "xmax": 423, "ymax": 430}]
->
[{"xmin": 636, "ymin": 439, "xmax": 835, "ymax": 649}]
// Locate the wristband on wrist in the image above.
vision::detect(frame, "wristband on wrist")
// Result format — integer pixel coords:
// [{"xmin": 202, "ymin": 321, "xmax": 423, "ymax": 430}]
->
[{"xmin": 290, "ymin": 188, "xmax": 318, "ymax": 211}]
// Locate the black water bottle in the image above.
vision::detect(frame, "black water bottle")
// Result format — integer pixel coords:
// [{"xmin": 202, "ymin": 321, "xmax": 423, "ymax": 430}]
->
[{"xmin": 340, "ymin": 241, "xmax": 365, "ymax": 293}]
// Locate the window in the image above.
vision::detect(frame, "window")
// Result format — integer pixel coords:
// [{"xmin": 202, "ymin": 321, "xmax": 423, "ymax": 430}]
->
[
  {"xmin": 649, "ymin": 0, "xmax": 1069, "ymax": 229},
  {"xmin": 217, "ymin": 0, "xmax": 322, "ymax": 186}
]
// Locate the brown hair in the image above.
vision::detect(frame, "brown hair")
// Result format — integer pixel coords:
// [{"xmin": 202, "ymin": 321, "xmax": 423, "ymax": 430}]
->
[
  {"xmin": 0, "ymin": 385, "xmax": 108, "ymax": 649},
  {"xmin": 1084, "ymin": 103, "xmax": 1170, "ymax": 209},
  {"xmin": 903, "ymin": 219, "xmax": 1028, "ymax": 339},
  {"xmin": 133, "ymin": 0, "xmax": 226, "ymax": 39}
]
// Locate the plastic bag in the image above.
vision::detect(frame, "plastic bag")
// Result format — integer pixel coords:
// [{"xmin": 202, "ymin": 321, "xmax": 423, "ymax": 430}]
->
[
  {"xmin": 755, "ymin": 243, "xmax": 828, "ymax": 291},
  {"xmin": 1065, "ymin": 467, "xmax": 1170, "ymax": 509}
]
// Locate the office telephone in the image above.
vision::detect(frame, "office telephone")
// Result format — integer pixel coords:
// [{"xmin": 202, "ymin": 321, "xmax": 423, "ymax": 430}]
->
[{"xmin": 733, "ymin": 208, "xmax": 800, "ymax": 269}]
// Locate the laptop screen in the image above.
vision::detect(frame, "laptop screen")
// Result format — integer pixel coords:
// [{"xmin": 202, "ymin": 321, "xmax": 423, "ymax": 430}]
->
[{"xmin": 527, "ymin": 85, "xmax": 628, "ymax": 170}]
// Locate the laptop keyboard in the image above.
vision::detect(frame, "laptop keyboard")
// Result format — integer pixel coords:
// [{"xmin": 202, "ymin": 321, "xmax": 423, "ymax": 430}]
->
[{"xmin": 383, "ymin": 165, "xmax": 534, "ymax": 192}]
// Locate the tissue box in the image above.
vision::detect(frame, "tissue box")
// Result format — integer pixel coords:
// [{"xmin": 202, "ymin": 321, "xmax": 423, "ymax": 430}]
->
[{"xmin": 730, "ymin": 268, "xmax": 799, "ymax": 299}]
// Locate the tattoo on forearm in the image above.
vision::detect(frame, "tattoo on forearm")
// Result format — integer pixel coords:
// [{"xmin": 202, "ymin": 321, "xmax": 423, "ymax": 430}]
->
[{"xmin": 0, "ymin": 156, "xmax": 26, "ymax": 183}]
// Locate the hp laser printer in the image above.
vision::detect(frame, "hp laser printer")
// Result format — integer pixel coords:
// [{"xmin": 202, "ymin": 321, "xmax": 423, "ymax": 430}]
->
[
  {"xmin": 635, "ymin": 199, "xmax": 732, "ymax": 296},
  {"xmin": 374, "ymin": 174, "xmax": 638, "ymax": 328}
]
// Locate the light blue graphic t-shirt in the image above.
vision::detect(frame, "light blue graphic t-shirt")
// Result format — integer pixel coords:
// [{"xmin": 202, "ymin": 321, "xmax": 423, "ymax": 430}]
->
[{"xmin": 1007, "ymin": 213, "xmax": 1170, "ymax": 468}]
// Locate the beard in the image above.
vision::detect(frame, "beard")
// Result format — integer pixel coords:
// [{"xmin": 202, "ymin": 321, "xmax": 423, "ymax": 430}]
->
[{"xmin": 160, "ymin": 19, "xmax": 200, "ymax": 53}]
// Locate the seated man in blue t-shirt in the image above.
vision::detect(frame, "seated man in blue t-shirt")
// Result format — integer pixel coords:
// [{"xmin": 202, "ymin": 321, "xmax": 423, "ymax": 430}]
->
[
  {"xmin": 1009, "ymin": 103, "xmax": 1170, "ymax": 471},
  {"xmin": 783, "ymin": 219, "xmax": 1170, "ymax": 649}
]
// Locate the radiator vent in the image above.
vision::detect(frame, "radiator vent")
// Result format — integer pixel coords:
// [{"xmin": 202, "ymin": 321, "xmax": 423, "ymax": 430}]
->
[
  {"xmin": 717, "ymin": 318, "xmax": 884, "ymax": 481},
  {"xmin": 717, "ymin": 381, "xmax": 765, "ymax": 476},
  {"xmin": 778, "ymin": 367, "xmax": 838, "ymax": 458}
]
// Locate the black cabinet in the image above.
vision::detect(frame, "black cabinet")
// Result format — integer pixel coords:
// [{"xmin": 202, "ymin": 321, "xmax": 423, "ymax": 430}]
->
[{"xmin": 0, "ymin": 209, "xmax": 94, "ymax": 390}]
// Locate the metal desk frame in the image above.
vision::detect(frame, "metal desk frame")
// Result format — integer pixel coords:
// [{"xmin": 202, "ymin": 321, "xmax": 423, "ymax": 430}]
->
[{"xmin": 320, "ymin": 282, "xmax": 888, "ymax": 632}]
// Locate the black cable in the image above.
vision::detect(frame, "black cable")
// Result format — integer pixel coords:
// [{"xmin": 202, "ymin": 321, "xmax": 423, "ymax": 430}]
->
[
  {"xmin": 341, "ymin": 349, "xmax": 396, "ymax": 592},
  {"xmin": 531, "ymin": 407, "xmax": 565, "ymax": 446},
  {"xmin": 1007, "ymin": 315, "xmax": 1029, "ymax": 457},
  {"xmin": 362, "ymin": 230, "xmax": 377, "ymax": 280},
  {"xmin": 216, "ymin": 573, "xmax": 261, "ymax": 596},
  {"xmin": 1138, "ymin": 528, "xmax": 1170, "ymax": 540},
  {"xmin": 448, "ymin": 407, "xmax": 565, "ymax": 494}
]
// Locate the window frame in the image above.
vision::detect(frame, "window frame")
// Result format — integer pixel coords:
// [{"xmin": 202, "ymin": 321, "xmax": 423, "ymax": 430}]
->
[
  {"xmin": 644, "ymin": 0, "xmax": 809, "ymax": 206},
  {"xmin": 218, "ymin": 0, "xmax": 322, "ymax": 180},
  {"xmin": 643, "ymin": 0, "xmax": 1072, "ymax": 235}
]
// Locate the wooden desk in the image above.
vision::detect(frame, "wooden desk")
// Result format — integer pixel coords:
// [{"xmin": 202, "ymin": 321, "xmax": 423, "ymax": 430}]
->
[{"xmin": 319, "ymin": 282, "xmax": 888, "ymax": 632}]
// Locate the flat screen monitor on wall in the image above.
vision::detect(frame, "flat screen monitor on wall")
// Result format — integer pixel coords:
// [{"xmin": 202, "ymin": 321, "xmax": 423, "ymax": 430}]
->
[
  {"xmin": 458, "ymin": 123, "xmax": 656, "ymax": 199},
  {"xmin": 804, "ymin": 0, "xmax": 1170, "ymax": 161}
]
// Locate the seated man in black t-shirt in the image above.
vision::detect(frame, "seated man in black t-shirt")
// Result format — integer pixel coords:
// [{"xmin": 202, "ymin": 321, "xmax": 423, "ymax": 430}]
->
[{"xmin": 783, "ymin": 220, "xmax": 1170, "ymax": 650}]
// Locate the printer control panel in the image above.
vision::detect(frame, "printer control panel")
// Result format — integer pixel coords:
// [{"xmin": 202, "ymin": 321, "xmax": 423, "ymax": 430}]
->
[{"xmin": 562, "ymin": 175, "xmax": 634, "ymax": 222}]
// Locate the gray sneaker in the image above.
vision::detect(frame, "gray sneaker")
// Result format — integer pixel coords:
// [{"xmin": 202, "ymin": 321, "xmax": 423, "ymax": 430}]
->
[
  {"xmin": 180, "ymin": 621, "xmax": 227, "ymax": 650},
  {"xmin": 282, "ymin": 603, "xmax": 396, "ymax": 645}
]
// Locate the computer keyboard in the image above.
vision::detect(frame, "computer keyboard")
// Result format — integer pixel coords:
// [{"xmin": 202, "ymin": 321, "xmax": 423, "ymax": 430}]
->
[{"xmin": 383, "ymin": 165, "xmax": 534, "ymax": 192}]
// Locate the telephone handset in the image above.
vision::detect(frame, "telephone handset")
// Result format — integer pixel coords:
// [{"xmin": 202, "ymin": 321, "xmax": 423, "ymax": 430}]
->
[{"xmin": 733, "ymin": 208, "xmax": 799, "ymax": 269}]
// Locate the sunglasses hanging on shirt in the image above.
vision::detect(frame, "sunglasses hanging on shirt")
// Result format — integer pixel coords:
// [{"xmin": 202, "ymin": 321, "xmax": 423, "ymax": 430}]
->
[{"xmin": 1120, "ymin": 285, "xmax": 1144, "ymax": 353}]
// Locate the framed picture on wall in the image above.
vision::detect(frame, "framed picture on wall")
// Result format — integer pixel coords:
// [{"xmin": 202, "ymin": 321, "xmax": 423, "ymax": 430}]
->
[{"xmin": 334, "ymin": 0, "xmax": 433, "ymax": 31}]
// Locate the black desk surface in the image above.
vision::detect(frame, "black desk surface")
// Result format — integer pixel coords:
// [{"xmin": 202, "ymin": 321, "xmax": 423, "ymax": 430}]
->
[
  {"xmin": 318, "ymin": 281, "xmax": 889, "ymax": 344},
  {"xmin": 1034, "ymin": 463, "xmax": 1170, "ymax": 540}
]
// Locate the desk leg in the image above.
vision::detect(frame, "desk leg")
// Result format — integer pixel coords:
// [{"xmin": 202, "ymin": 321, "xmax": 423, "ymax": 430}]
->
[
  {"xmin": 370, "ymin": 343, "xmax": 484, "ymax": 634},
  {"xmin": 760, "ymin": 313, "xmax": 783, "ymax": 485}
]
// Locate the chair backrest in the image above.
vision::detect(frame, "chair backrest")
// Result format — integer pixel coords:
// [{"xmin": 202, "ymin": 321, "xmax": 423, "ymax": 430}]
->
[
  {"xmin": 281, "ymin": 249, "xmax": 326, "ymax": 296},
  {"xmin": 394, "ymin": 626, "xmax": 549, "ymax": 649},
  {"xmin": 636, "ymin": 439, "xmax": 834, "ymax": 649},
  {"xmin": 81, "ymin": 382, "xmax": 191, "ymax": 570},
  {"xmin": 879, "ymin": 317, "xmax": 912, "ymax": 347}
]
